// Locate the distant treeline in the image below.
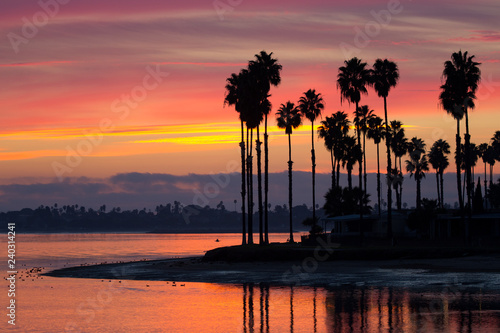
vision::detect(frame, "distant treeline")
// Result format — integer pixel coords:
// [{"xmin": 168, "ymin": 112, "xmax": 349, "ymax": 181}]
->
[{"xmin": 0, "ymin": 202, "xmax": 319, "ymax": 233}]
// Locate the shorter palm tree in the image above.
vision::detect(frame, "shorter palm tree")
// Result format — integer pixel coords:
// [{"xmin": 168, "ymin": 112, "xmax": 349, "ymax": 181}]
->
[
  {"xmin": 354, "ymin": 105, "xmax": 374, "ymax": 196},
  {"xmin": 367, "ymin": 115, "xmax": 384, "ymax": 215},
  {"xmin": 299, "ymin": 89, "xmax": 324, "ymax": 225},
  {"xmin": 276, "ymin": 101, "xmax": 302, "ymax": 243},
  {"xmin": 342, "ymin": 136, "xmax": 361, "ymax": 191},
  {"xmin": 390, "ymin": 120, "xmax": 408, "ymax": 210},
  {"xmin": 318, "ymin": 111, "xmax": 350, "ymax": 189},
  {"xmin": 406, "ymin": 137, "xmax": 429, "ymax": 210},
  {"xmin": 428, "ymin": 139, "xmax": 451, "ymax": 209}
]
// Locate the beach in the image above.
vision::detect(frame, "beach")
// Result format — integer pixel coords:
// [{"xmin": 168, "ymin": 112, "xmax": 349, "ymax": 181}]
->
[{"xmin": 45, "ymin": 251, "xmax": 500, "ymax": 290}]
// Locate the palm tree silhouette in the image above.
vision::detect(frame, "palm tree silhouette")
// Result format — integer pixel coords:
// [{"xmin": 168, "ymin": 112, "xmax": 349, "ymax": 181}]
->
[
  {"xmin": 235, "ymin": 68, "xmax": 264, "ymax": 245},
  {"xmin": 367, "ymin": 115, "xmax": 384, "ymax": 216},
  {"xmin": 249, "ymin": 51, "xmax": 282, "ymax": 244},
  {"xmin": 459, "ymin": 143, "xmax": 480, "ymax": 206},
  {"xmin": 405, "ymin": 137, "xmax": 429, "ymax": 210},
  {"xmin": 440, "ymin": 51, "xmax": 481, "ymax": 234},
  {"xmin": 318, "ymin": 111, "xmax": 350, "ymax": 189},
  {"xmin": 390, "ymin": 120, "xmax": 408, "ymax": 211},
  {"xmin": 299, "ymin": 89, "xmax": 324, "ymax": 226},
  {"xmin": 371, "ymin": 58, "xmax": 399, "ymax": 239},
  {"xmin": 337, "ymin": 57, "xmax": 371, "ymax": 243},
  {"xmin": 224, "ymin": 71, "xmax": 248, "ymax": 245},
  {"xmin": 354, "ymin": 105, "xmax": 374, "ymax": 198},
  {"xmin": 342, "ymin": 135, "xmax": 362, "ymax": 191},
  {"xmin": 276, "ymin": 101, "xmax": 302, "ymax": 243},
  {"xmin": 428, "ymin": 139, "xmax": 451, "ymax": 209},
  {"xmin": 478, "ymin": 143, "xmax": 491, "ymax": 209}
]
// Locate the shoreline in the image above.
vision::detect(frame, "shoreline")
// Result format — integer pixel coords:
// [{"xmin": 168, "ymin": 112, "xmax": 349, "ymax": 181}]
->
[{"xmin": 43, "ymin": 248, "xmax": 500, "ymax": 289}]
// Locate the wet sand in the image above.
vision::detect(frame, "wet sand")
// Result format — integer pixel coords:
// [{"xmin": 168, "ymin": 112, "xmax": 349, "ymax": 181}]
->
[{"xmin": 44, "ymin": 254, "xmax": 500, "ymax": 289}]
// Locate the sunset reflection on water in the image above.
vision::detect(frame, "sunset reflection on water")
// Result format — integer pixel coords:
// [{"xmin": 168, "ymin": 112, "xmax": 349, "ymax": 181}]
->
[{"xmin": 5, "ymin": 233, "xmax": 500, "ymax": 332}]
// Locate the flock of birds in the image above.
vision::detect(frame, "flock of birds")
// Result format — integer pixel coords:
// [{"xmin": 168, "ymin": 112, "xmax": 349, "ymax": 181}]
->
[{"xmin": 6, "ymin": 263, "xmax": 187, "ymax": 289}]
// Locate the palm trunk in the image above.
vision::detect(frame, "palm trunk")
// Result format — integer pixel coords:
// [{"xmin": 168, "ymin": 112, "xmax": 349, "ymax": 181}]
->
[
  {"xmin": 336, "ymin": 160, "xmax": 341, "ymax": 188},
  {"xmin": 347, "ymin": 168, "xmax": 352, "ymax": 190},
  {"xmin": 398, "ymin": 156, "xmax": 403, "ymax": 211},
  {"xmin": 455, "ymin": 119, "xmax": 465, "ymax": 242},
  {"xmin": 416, "ymin": 175, "xmax": 421, "ymax": 210},
  {"xmin": 484, "ymin": 162, "xmax": 488, "ymax": 210},
  {"xmin": 311, "ymin": 121, "xmax": 316, "ymax": 226},
  {"xmin": 440, "ymin": 171, "xmax": 445, "ymax": 210},
  {"xmin": 240, "ymin": 120, "xmax": 246, "ymax": 245},
  {"xmin": 256, "ymin": 125, "xmax": 263, "ymax": 244},
  {"xmin": 455, "ymin": 121, "xmax": 464, "ymax": 212},
  {"xmin": 464, "ymin": 109, "xmax": 472, "ymax": 226},
  {"xmin": 264, "ymin": 115, "xmax": 269, "ymax": 244},
  {"xmin": 436, "ymin": 172, "xmax": 440, "ymax": 208},
  {"xmin": 355, "ymin": 102, "xmax": 364, "ymax": 244},
  {"xmin": 376, "ymin": 142, "xmax": 381, "ymax": 216},
  {"xmin": 363, "ymin": 131, "xmax": 367, "ymax": 197},
  {"xmin": 247, "ymin": 128, "xmax": 254, "ymax": 245},
  {"xmin": 363, "ymin": 130, "xmax": 368, "ymax": 215},
  {"xmin": 288, "ymin": 133, "xmax": 294, "ymax": 243},
  {"xmin": 330, "ymin": 150, "xmax": 335, "ymax": 190},
  {"xmin": 384, "ymin": 96, "xmax": 393, "ymax": 239}
]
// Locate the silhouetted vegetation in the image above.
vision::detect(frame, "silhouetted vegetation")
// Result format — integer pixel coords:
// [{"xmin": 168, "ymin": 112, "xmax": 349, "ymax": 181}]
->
[{"xmin": 0, "ymin": 202, "xmax": 318, "ymax": 233}]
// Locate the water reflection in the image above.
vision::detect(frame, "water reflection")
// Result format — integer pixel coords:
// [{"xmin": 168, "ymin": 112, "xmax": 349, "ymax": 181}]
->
[
  {"xmin": 325, "ymin": 286, "xmax": 500, "ymax": 333},
  {"xmin": 240, "ymin": 283, "xmax": 500, "ymax": 333}
]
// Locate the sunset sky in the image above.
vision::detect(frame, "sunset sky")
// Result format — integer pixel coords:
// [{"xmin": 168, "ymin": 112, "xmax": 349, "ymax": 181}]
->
[{"xmin": 0, "ymin": 0, "xmax": 499, "ymax": 210}]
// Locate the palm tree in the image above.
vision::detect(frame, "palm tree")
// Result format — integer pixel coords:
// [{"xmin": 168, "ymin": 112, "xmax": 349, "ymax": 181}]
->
[
  {"xmin": 389, "ymin": 120, "xmax": 408, "ymax": 211},
  {"xmin": 354, "ymin": 105, "xmax": 374, "ymax": 197},
  {"xmin": 299, "ymin": 89, "xmax": 324, "ymax": 226},
  {"xmin": 238, "ymin": 68, "xmax": 264, "ymax": 245},
  {"xmin": 428, "ymin": 139, "xmax": 451, "ymax": 209},
  {"xmin": 478, "ymin": 143, "xmax": 491, "ymax": 209},
  {"xmin": 276, "ymin": 101, "xmax": 302, "ymax": 243},
  {"xmin": 249, "ymin": 51, "xmax": 282, "ymax": 244},
  {"xmin": 483, "ymin": 142, "xmax": 497, "ymax": 208},
  {"xmin": 371, "ymin": 59, "xmax": 400, "ymax": 238},
  {"xmin": 318, "ymin": 116, "xmax": 336, "ymax": 189},
  {"xmin": 337, "ymin": 57, "xmax": 371, "ymax": 242},
  {"xmin": 224, "ymin": 71, "xmax": 247, "ymax": 244},
  {"xmin": 342, "ymin": 136, "xmax": 362, "ymax": 191},
  {"xmin": 492, "ymin": 131, "xmax": 500, "ymax": 163},
  {"xmin": 440, "ymin": 51, "xmax": 481, "ymax": 223},
  {"xmin": 405, "ymin": 137, "xmax": 429, "ymax": 210},
  {"xmin": 318, "ymin": 111, "xmax": 350, "ymax": 189},
  {"xmin": 367, "ymin": 115, "xmax": 384, "ymax": 215}
]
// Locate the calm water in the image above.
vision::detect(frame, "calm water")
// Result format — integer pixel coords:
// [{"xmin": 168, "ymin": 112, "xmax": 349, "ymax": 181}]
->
[{"xmin": 2, "ymin": 233, "xmax": 500, "ymax": 332}]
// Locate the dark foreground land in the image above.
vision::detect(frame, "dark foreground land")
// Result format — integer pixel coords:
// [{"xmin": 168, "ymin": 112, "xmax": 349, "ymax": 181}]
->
[{"xmin": 44, "ymin": 244, "xmax": 500, "ymax": 289}]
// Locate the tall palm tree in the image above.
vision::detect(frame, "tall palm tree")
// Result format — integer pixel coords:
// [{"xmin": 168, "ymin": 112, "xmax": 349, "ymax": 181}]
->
[
  {"xmin": 337, "ymin": 57, "xmax": 371, "ymax": 242},
  {"xmin": 276, "ymin": 101, "xmax": 302, "ymax": 243},
  {"xmin": 299, "ymin": 89, "xmax": 324, "ymax": 226},
  {"xmin": 367, "ymin": 115, "xmax": 384, "ymax": 215},
  {"xmin": 440, "ymin": 51, "xmax": 481, "ymax": 224},
  {"xmin": 237, "ymin": 68, "xmax": 264, "ymax": 245},
  {"xmin": 428, "ymin": 139, "xmax": 451, "ymax": 209},
  {"xmin": 224, "ymin": 71, "xmax": 248, "ymax": 245},
  {"xmin": 249, "ymin": 51, "xmax": 282, "ymax": 244},
  {"xmin": 371, "ymin": 59, "xmax": 399, "ymax": 238},
  {"xmin": 354, "ymin": 105, "xmax": 374, "ymax": 197},
  {"xmin": 405, "ymin": 137, "xmax": 429, "ymax": 210}
]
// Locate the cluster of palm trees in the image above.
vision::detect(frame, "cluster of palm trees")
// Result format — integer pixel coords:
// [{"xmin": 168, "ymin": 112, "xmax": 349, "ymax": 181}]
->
[{"xmin": 225, "ymin": 50, "xmax": 499, "ymax": 245}]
